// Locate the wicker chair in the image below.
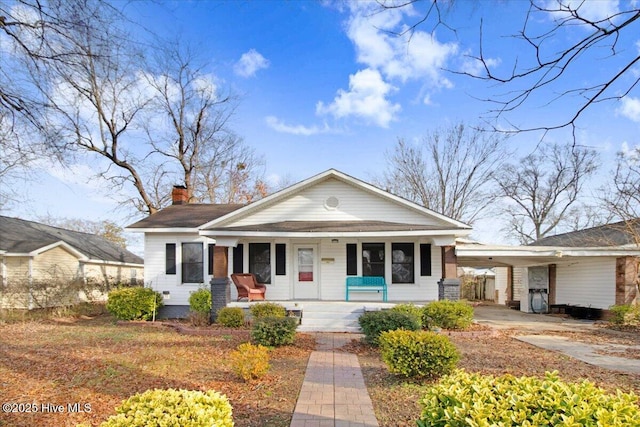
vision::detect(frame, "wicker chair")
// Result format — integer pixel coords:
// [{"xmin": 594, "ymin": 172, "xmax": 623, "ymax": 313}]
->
[{"xmin": 230, "ymin": 273, "xmax": 267, "ymax": 301}]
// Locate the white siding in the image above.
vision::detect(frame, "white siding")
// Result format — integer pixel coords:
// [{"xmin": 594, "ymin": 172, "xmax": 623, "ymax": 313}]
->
[
  {"xmin": 494, "ymin": 267, "xmax": 508, "ymax": 305},
  {"xmin": 225, "ymin": 178, "xmax": 449, "ymax": 227},
  {"xmin": 555, "ymin": 258, "xmax": 616, "ymax": 309},
  {"xmin": 144, "ymin": 233, "xmax": 211, "ymax": 306}
]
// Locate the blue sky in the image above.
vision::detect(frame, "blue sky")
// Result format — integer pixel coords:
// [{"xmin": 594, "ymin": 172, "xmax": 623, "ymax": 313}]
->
[{"xmin": 7, "ymin": 0, "xmax": 640, "ymax": 247}]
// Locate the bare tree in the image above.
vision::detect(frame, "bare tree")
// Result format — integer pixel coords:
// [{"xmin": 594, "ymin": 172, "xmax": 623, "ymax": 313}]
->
[
  {"xmin": 143, "ymin": 45, "xmax": 268, "ymax": 205},
  {"xmin": 379, "ymin": 122, "xmax": 510, "ymax": 223},
  {"xmin": 496, "ymin": 143, "xmax": 599, "ymax": 244},
  {"xmin": 376, "ymin": 1, "xmax": 640, "ymax": 138}
]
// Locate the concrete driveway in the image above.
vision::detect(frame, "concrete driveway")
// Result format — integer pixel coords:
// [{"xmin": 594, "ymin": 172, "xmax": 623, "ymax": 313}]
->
[{"xmin": 473, "ymin": 304, "xmax": 640, "ymax": 375}]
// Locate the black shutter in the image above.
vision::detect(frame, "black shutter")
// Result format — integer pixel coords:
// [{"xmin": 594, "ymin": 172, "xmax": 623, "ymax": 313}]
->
[
  {"xmin": 166, "ymin": 243, "xmax": 176, "ymax": 275},
  {"xmin": 346, "ymin": 244, "xmax": 357, "ymax": 275},
  {"xmin": 420, "ymin": 244, "xmax": 432, "ymax": 276},
  {"xmin": 208, "ymin": 244, "xmax": 215, "ymax": 275},
  {"xmin": 275, "ymin": 243, "xmax": 286, "ymax": 275},
  {"xmin": 233, "ymin": 244, "xmax": 244, "ymax": 273}
]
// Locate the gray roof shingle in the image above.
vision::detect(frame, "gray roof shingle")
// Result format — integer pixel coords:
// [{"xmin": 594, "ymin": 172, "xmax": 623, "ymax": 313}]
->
[
  {"xmin": 127, "ymin": 204, "xmax": 244, "ymax": 229},
  {"xmin": 208, "ymin": 220, "xmax": 456, "ymax": 233},
  {"xmin": 0, "ymin": 215, "xmax": 143, "ymax": 264},
  {"xmin": 530, "ymin": 220, "xmax": 640, "ymax": 247}
]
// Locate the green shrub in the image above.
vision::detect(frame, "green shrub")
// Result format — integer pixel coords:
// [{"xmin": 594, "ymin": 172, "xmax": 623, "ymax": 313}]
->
[
  {"xmin": 230, "ymin": 342, "xmax": 270, "ymax": 381},
  {"xmin": 251, "ymin": 316, "xmax": 298, "ymax": 347},
  {"xmin": 217, "ymin": 307, "xmax": 245, "ymax": 328},
  {"xmin": 390, "ymin": 303, "xmax": 423, "ymax": 328},
  {"xmin": 106, "ymin": 287, "xmax": 163, "ymax": 321},
  {"xmin": 188, "ymin": 288, "xmax": 212, "ymax": 314},
  {"xmin": 358, "ymin": 310, "xmax": 421, "ymax": 346},
  {"xmin": 249, "ymin": 302, "xmax": 286, "ymax": 319},
  {"xmin": 422, "ymin": 300, "xmax": 473, "ymax": 330},
  {"xmin": 609, "ymin": 304, "xmax": 640, "ymax": 326},
  {"xmin": 99, "ymin": 388, "xmax": 233, "ymax": 427},
  {"xmin": 379, "ymin": 329, "xmax": 459, "ymax": 379},
  {"xmin": 417, "ymin": 370, "xmax": 640, "ymax": 427}
]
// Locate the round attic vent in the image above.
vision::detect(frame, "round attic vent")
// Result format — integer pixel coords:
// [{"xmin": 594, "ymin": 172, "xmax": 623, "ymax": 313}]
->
[{"xmin": 324, "ymin": 196, "xmax": 340, "ymax": 210}]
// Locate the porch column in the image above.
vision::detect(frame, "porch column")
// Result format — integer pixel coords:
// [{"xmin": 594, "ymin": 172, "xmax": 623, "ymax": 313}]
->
[
  {"xmin": 616, "ymin": 256, "xmax": 638, "ymax": 306},
  {"xmin": 210, "ymin": 245, "xmax": 231, "ymax": 323},
  {"xmin": 506, "ymin": 266, "xmax": 513, "ymax": 303},
  {"xmin": 548, "ymin": 264, "xmax": 556, "ymax": 306},
  {"xmin": 439, "ymin": 246, "xmax": 460, "ymax": 301}
]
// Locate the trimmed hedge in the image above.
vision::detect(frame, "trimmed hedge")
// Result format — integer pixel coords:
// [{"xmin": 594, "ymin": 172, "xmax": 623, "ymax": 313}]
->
[
  {"xmin": 106, "ymin": 287, "xmax": 163, "ymax": 321},
  {"xmin": 99, "ymin": 388, "xmax": 233, "ymax": 427},
  {"xmin": 358, "ymin": 310, "xmax": 421, "ymax": 346},
  {"xmin": 251, "ymin": 316, "xmax": 298, "ymax": 347},
  {"xmin": 418, "ymin": 370, "xmax": 640, "ymax": 427},
  {"xmin": 422, "ymin": 300, "xmax": 473, "ymax": 330},
  {"xmin": 188, "ymin": 288, "xmax": 211, "ymax": 314},
  {"xmin": 216, "ymin": 307, "xmax": 245, "ymax": 328},
  {"xmin": 379, "ymin": 329, "xmax": 459, "ymax": 379},
  {"xmin": 249, "ymin": 302, "xmax": 286, "ymax": 319},
  {"xmin": 390, "ymin": 303, "xmax": 423, "ymax": 328}
]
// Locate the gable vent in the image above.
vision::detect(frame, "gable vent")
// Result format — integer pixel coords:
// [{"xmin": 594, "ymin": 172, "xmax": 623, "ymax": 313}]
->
[{"xmin": 324, "ymin": 196, "xmax": 340, "ymax": 210}]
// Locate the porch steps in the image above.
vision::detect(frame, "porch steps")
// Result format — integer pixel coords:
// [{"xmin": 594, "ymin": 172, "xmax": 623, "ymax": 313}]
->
[{"xmin": 228, "ymin": 301, "xmax": 396, "ymax": 333}]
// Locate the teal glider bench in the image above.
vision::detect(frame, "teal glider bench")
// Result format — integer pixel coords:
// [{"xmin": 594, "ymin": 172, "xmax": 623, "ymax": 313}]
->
[{"xmin": 345, "ymin": 276, "xmax": 388, "ymax": 302}]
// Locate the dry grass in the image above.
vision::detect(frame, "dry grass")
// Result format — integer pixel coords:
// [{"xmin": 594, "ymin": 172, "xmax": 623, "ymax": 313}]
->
[{"xmin": 0, "ymin": 314, "xmax": 314, "ymax": 427}]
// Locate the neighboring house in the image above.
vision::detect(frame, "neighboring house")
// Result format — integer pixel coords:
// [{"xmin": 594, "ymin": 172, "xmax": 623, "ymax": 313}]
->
[
  {"xmin": 456, "ymin": 220, "xmax": 640, "ymax": 314},
  {"xmin": 128, "ymin": 169, "xmax": 472, "ymax": 318},
  {"xmin": 0, "ymin": 216, "xmax": 144, "ymax": 309}
]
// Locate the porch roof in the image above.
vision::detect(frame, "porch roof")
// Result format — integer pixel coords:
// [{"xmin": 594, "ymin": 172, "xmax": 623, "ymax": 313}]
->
[{"xmin": 205, "ymin": 220, "xmax": 457, "ymax": 233}]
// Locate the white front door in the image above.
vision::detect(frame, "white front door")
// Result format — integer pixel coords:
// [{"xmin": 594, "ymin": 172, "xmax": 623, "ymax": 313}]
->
[{"xmin": 293, "ymin": 244, "xmax": 319, "ymax": 299}]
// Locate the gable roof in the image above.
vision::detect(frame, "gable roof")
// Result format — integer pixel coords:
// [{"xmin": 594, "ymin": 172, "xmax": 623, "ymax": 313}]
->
[
  {"xmin": 202, "ymin": 169, "xmax": 471, "ymax": 231},
  {"xmin": 530, "ymin": 220, "xmax": 640, "ymax": 247},
  {"xmin": 0, "ymin": 215, "xmax": 143, "ymax": 264}
]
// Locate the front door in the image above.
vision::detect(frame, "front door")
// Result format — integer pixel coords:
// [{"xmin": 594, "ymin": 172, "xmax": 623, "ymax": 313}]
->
[{"xmin": 293, "ymin": 244, "xmax": 319, "ymax": 299}]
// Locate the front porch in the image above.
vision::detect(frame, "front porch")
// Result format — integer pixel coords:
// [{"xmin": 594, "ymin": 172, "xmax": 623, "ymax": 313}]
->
[{"xmin": 227, "ymin": 300, "xmax": 429, "ymax": 332}]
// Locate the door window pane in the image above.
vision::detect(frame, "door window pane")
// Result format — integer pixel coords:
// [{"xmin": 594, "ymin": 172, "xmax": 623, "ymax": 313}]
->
[{"xmin": 298, "ymin": 248, "xmax": 313, "ymax": 282}]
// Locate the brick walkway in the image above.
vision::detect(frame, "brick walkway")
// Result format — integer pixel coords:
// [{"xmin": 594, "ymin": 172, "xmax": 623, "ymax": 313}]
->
[{"xmin": 290, "ymin": 333, "xmax": 379, "ymax": 427}]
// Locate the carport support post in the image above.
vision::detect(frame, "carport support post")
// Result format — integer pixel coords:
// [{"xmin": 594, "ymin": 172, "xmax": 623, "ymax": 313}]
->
[
  {"xmin": 439, "ymin": 246, "xmax": 461, "ymax": 300},
  {"xmin": 616, "ymin": 256, "xmax": 638, "ymax": 305},
  {"xmin": 210, "ymin": 245, "xmax": 231, "ymax": 323}
]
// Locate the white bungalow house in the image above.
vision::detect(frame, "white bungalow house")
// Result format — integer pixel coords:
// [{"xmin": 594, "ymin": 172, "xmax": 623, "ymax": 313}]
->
[
  {"xmin": 456, "ymin": 220, "xmax": 640, "ymax": 316},
  {"xmin": 127, "ymin": 169, "xmax": 472, "ymax": 318}
]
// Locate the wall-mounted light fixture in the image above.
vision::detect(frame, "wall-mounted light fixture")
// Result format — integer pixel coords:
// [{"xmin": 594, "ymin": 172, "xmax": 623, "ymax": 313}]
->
[{"xmin": 331, "ymin": 239, "xmax": 339, "ymax": 243}]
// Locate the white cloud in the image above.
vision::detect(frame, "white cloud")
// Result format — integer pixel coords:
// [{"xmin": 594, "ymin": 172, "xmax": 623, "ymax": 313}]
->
[
  {"xmin": 346, "ymin": 2, "xmax": 458, "ymax": 85},
  {"xmin": 316, "ymin": 68, "xmax": 401, "ymax": 128},
  {"xmin": 459, "ymin": 51, "xmax": 501, "ymax": 76},
  {"xmin": 265, "ymin": 116, "xmax": 333, "ymax": 136},
  {"xmin": 234, "ymin": 49, "xmax": 270, "ymax": 78},
  {"xmin": 618, "ymin": 97, "xmax": 640, "ymax": 122}
]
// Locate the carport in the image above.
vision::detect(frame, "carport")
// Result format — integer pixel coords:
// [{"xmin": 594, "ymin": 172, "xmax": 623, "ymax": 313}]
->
[{"xmin": 455, "ymin": 243, "xmax": 640, "ymax": 315}]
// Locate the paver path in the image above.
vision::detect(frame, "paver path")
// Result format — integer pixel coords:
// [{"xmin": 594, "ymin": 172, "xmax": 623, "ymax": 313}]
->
[{"xmin": 290, "ymin": 333, "xmax": 378, "ymax": 427}]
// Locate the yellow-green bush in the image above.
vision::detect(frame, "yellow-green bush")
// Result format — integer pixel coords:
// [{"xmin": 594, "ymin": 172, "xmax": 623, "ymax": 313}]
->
[
  {"xmin": 249, "ymin": 302, "xmax": 286, "ymax": 319},
  {"xmin": 188, "ymin": 288, "xmax": 211, "ymax": 314},
  {"xmin": 417, "ymin": 370, "xmax": 640, "ymax": 427},
  {"xmin": 379, "ymin": 329, "xmax": 459, "ymax": 379},
  {"xmin": 422, "ymin": 300, "xmax": 473, "ymax": 330},
  {"xmin": 609, "ymin": 304, "xmax": 640, "ymax": 326},
  {"xmin": 217, "ymin": 307, "xmax": 245, "ymax": 328},
  {"xmin": 99, "ymin": 388, "xmax": 233, "ymax": 427},
  {"xmin": 106, "ymin": 287, "xmax": 163, "ymax": 321},
  {"xmin": 230, "ymin": 342, "xmax": 270, "ymax": 381}
]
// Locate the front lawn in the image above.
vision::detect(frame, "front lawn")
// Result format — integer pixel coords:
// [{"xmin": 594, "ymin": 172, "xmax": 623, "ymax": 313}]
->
[{"xmin": 0, "ymin": 315, "xmax": 314, "ymax": 427}]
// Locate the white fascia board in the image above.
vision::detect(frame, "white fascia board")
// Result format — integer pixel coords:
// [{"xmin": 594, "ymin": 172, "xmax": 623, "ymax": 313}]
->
[
  {"xmin": 83, "ymin": 259, "xmax": 144, "ymax": 268},
  {"xmin": 456, "ymin": 244, "xmax": 640, "ymax": 258},
  {"xmin": 29, "ymin": 241, "xmax": 88, "ymax": 260},
  {"xmin": 125, "ymin": 227, "xmax": 201, "ymax": 234},
  {"xmin": 201, "ymin": 229, "xmax": 471, "ymax": 239},
  {"xmin": 199, "ymin": 169, "xmax": 472, "ymax": 231}
]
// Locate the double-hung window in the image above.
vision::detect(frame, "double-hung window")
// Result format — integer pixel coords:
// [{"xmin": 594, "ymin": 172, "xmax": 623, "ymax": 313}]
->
[
  {"xmin": 249, "ymin": 243, "xmax": 271, "ymax": 284},
  {"xmin": 182, "ymin": 242, "xmax": 203, "ymax": 283},
  {"xmin": 362, "ymin": 243, "xmax": 385, "ymax": 277},
  {"xmin": 392, "ymin": 243, "xmax": 414, "ymax": 283}
]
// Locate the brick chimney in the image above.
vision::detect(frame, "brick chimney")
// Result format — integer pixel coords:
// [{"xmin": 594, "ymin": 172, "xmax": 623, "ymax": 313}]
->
[{"xmin": 171, "ymin": 185, "xmax": 189, "ymax": 205}]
